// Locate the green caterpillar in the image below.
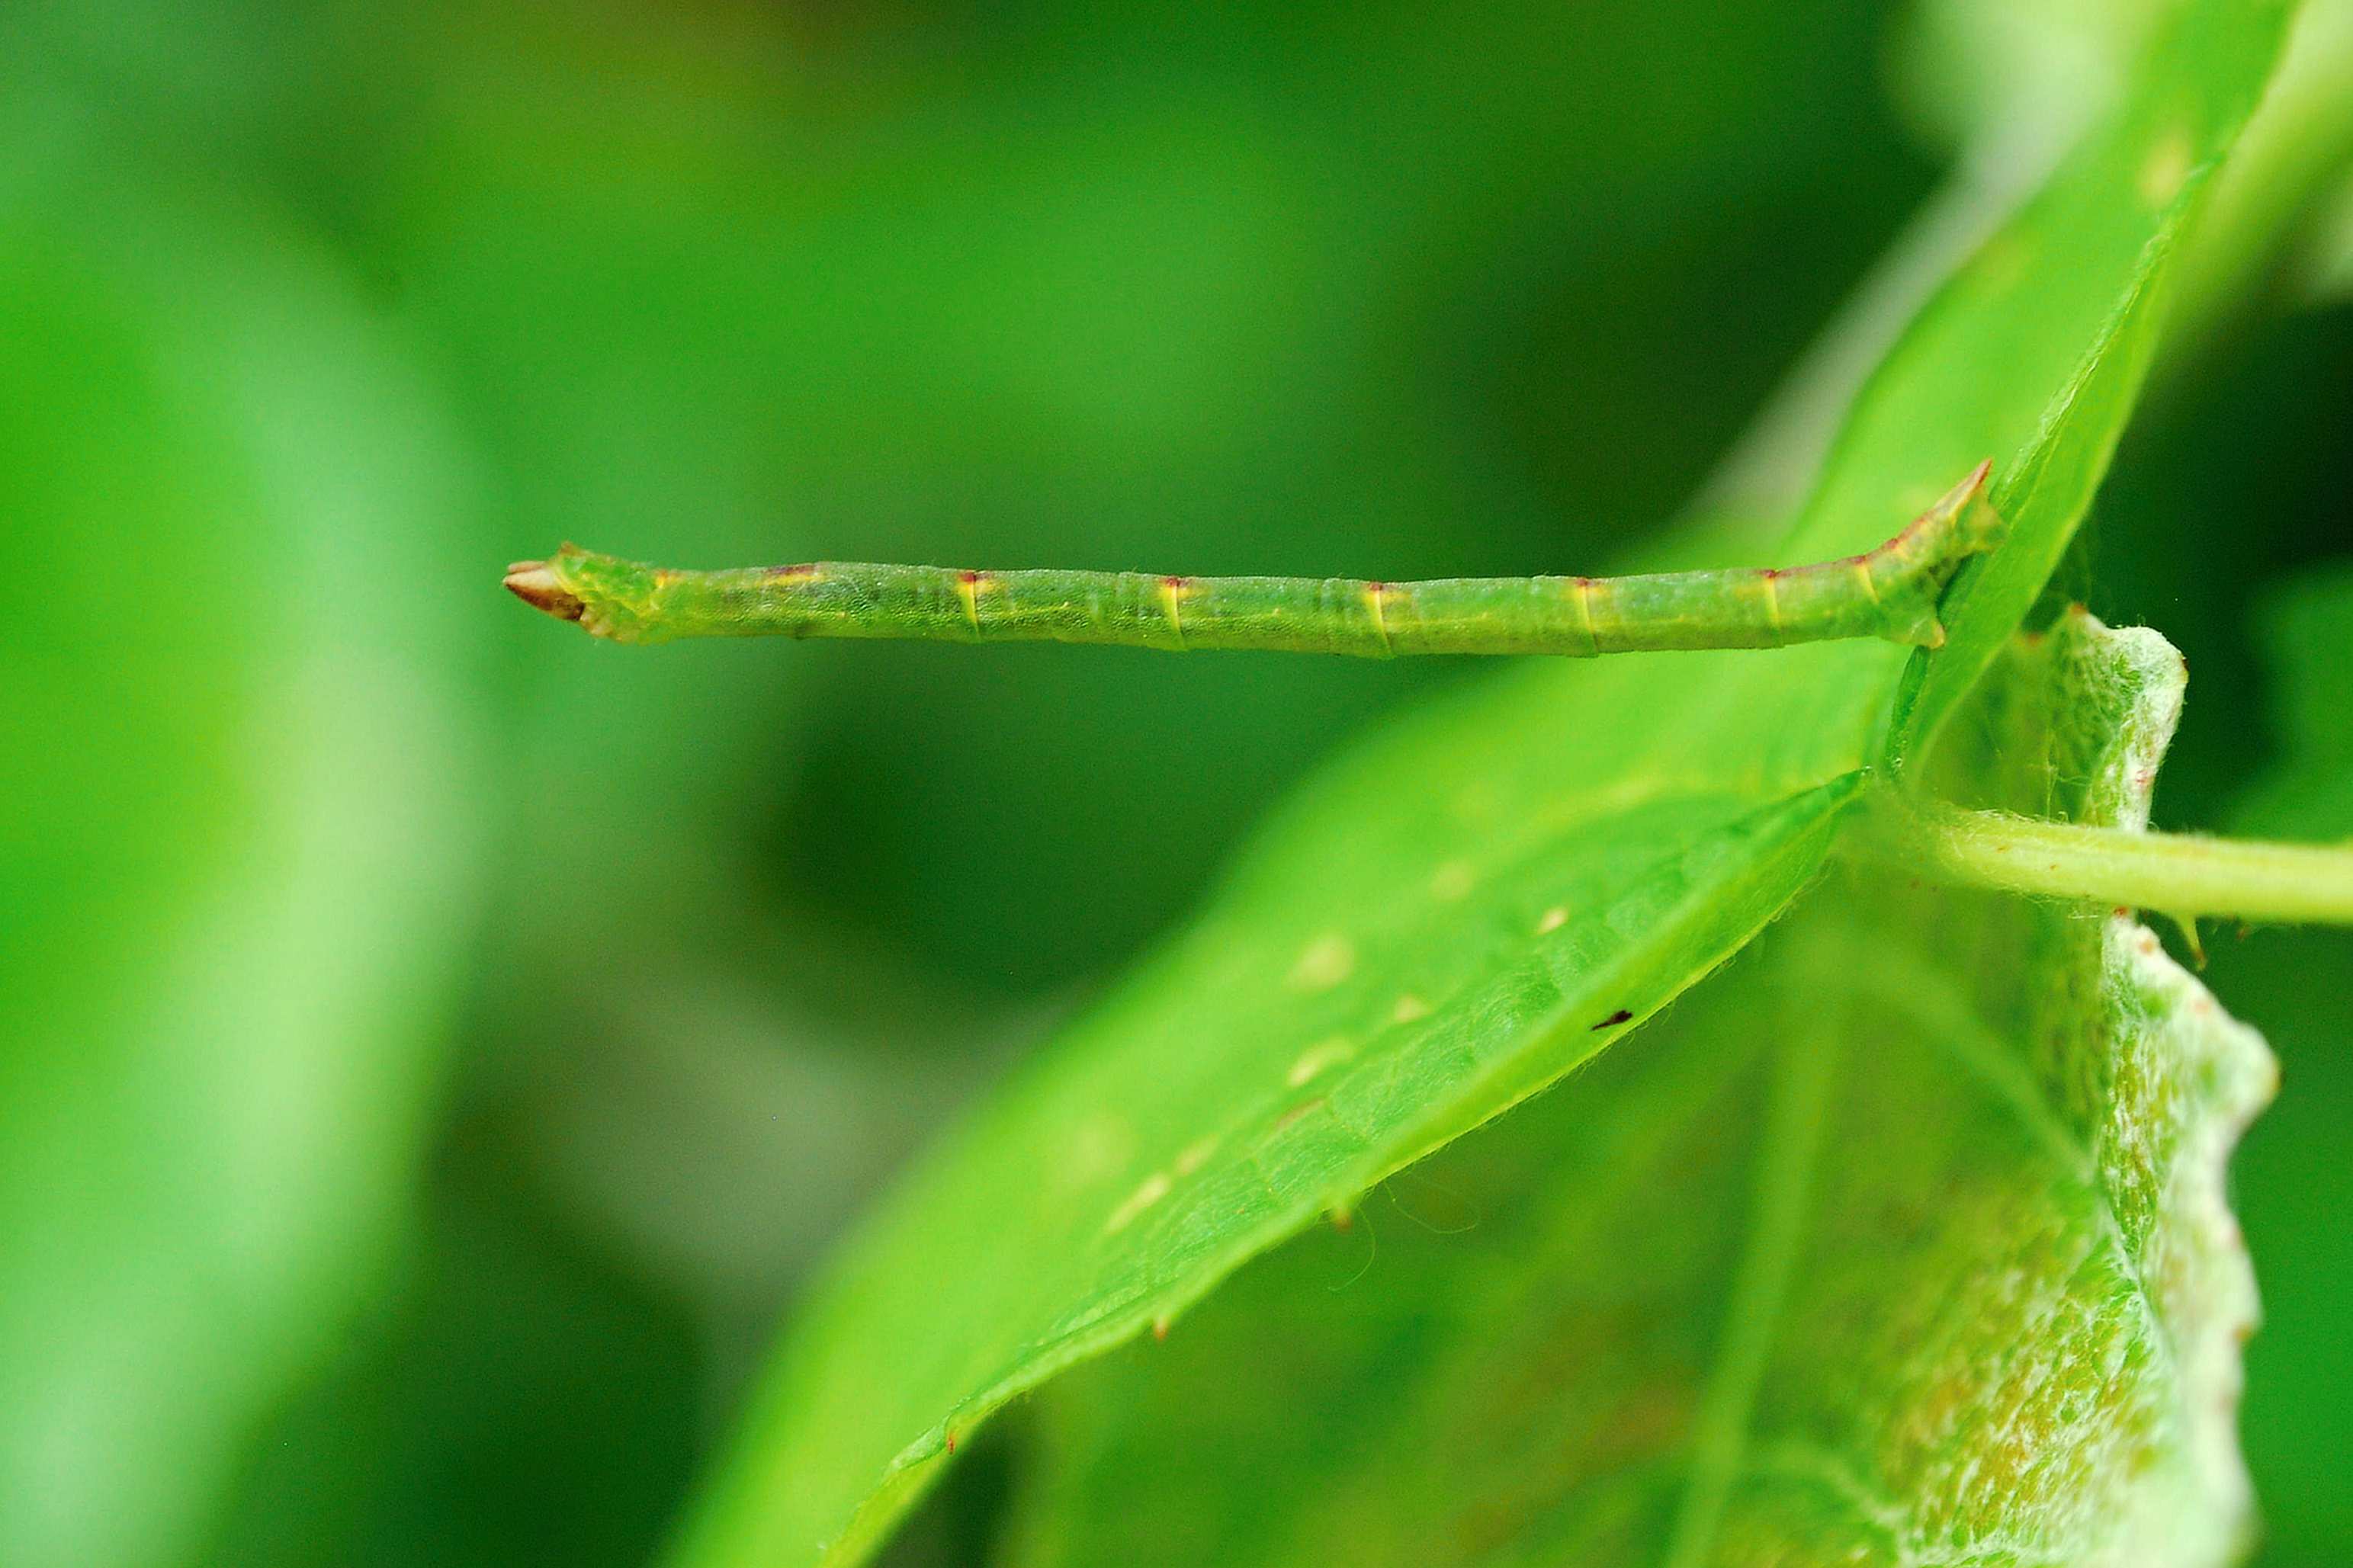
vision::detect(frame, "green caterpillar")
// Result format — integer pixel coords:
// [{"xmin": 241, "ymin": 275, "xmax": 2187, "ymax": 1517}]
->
[{"xmin": 506, "ymin": 460, "xmax": 2000, "ymax": 657}]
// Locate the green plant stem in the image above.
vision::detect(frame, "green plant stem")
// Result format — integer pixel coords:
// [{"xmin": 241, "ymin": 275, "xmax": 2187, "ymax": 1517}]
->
[{"xmin": 1856, "ymin": 794, "xmax": 2353, "ymax": 925}]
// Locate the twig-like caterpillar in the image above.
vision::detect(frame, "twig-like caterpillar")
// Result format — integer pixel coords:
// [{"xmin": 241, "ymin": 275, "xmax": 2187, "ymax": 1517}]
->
[{"xmin": 506, "ymin": 460, "xmax": 2000, "ymax": 656}]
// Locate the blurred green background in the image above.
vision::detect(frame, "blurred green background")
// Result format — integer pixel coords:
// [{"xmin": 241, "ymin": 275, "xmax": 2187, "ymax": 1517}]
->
[{"xmin": 2, "ymin": 2, "xmax": 2346, "ymax": 1565}]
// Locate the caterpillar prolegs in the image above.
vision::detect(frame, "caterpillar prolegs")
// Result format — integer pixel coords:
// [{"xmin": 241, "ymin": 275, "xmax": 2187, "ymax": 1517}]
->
[{"xmin": 506, "ymin": 460, "xmax": 2001, "ymax": 658}]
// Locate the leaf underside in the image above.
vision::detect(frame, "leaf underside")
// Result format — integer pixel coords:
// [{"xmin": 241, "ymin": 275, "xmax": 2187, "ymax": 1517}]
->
[
  {"xmin": 1008, "ymin": 612, "xmax": 2276, "ymax": 1568},
  {"xmin": 664, "ymin": 5, "xmax": 2297, "ymax": 1565}
]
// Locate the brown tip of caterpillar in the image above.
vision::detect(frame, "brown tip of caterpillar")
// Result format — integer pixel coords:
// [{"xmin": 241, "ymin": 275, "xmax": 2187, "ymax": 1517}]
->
[{"xmin": 503, "ymin": 561, "xmax": 586, "ymax": 623}]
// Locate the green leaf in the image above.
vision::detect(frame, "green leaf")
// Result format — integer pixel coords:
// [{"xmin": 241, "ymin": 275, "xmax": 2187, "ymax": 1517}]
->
[
  {"xmin": 0, "ymin": 146, "xmax": 481, "ymax": 1567},
  {"xmin": 1883, "ymin": 0, "xmax": 2300, "ymax": 765},
  {"xmin": 2234, "ymin": 563, "xmax": 2353, "ymax": 839},
  {"xmin": 666, "ymin": 8, "xmax": 2295, "ymax": 1564},
  {"xmin": 1008, "ymin": 611, "xmax": 2277, "ymax": 1568}
]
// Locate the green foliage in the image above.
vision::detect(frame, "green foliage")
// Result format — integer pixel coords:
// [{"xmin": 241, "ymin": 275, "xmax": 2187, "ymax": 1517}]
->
[
  {"xmin": 1007, "ymin": 614, "xmax": 2274, "ymax": 1567},
  {"xmin": 0, "ymin": 141, "xmax": 481, "ymax": 1568},
  {"xmin": 8, "ymin": 2, "xmax": 2353, "ymax": 1567},
  {"xmin": 667, "ymin": 6, "xmax": 2303, "ymax": 1564}
]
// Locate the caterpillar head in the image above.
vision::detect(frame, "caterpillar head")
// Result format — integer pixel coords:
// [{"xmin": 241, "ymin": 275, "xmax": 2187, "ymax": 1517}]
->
[{"xmin": 504, "ymin": 545, "xmax": 673, "ymax": 643}]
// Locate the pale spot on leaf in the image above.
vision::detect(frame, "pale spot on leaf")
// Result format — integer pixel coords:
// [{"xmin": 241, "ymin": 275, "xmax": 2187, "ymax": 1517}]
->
[
  {"xmin": 1060, "ymin": 1113, "xmax": 1134, "ymax": 1190},
  {"xmin": 1271, "ymin": 1097, "xmax": 1326, "ymax": 1132},
  {"xmin": 1103, "ymin": 1171, "xmax": 1172, "ymax": 1235},
  {"xmin": 1536, "ymin": 906, "xmax": 1568, "ymax": 935},
  {"xmin": 1173, "ymin": 1136, "xmax": 1218, "ymax": 1177},
  {"xmin": 1288, "ymin": 933, "xmax": 1356, "ymax": 991},
  {"xmin": 1430, "ymin": 860, "xmax": 1475, "ymax": 900},
  {"xmin": 2139, "ymin": 127, "xmax": 2193, "ymax": 208},
  {"xmin": 1287, "ymin": 1035, "xmax": 1355, "ymax": 1088},
  {"xmin": 1391, "ymin": 993, "xmax": 1430, "ymax": 1024}
]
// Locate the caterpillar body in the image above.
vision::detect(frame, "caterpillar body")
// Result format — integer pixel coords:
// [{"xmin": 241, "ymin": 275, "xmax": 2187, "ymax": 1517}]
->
[{"xmin": 507, "ymin": 461, "xmax": 2000, "ymax": 659}]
